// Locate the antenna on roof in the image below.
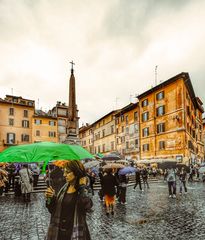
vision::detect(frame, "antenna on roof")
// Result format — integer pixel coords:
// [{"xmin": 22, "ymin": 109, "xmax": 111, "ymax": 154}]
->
[
  {"xmin": 155, "ymin": 65, "xmax": 158, "ymax": 86},
  {"xmin": 37, "ymin": 98, "xmax": 40, "ymax": 109}
]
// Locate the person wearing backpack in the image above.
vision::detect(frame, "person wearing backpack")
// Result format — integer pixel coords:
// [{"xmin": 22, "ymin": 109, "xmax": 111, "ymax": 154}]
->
[{"xmin": 167, "ymin": 168, "xmax": 177, "ymax": 198}]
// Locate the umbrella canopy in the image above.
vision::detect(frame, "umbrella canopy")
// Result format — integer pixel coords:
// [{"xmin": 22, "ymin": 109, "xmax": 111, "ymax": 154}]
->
[
  {"xmin": 84, "ymin": 161, "xmax": 99, "ymax": 169},
  {"xmin": 118, "ymin": 166, "xmax": 136, "ymax": 175},
  {"xmin": 101, "ymin": 153, "xmax": 121, "ymax": 161},
  {"xmin": 115, "ymin": 160, "xmax": 129, "ymax": 164},
  {"xmin": 102, "ymin": 163, "xmax": 124, "ymax": 169},
  {"xmin": 199, "ymin": 167, "xmax": 205, "ymax": 174},
  {"xmin": 0, "ymin": 142, "xmax": 93, "ymax": 163}
]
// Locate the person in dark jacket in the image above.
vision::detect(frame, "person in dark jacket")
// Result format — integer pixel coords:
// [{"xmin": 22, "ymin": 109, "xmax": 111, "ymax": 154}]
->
[
  {"xmin": 45, "ymin": 160, "xmax": 93, "ymax": 240},
  {"xmin": 118, "ymin": 174, "xmax": 128, "ymax": 204},
  {"xmin": 133, "ymin": 167, "xmax": 142, "ymax": 191},
  {"xmin": 179, "ymin": 167, "xmax": 187, "ymax": 194},
  {"xmin": 102, "ymin": 169, "xmax": 118, "ymax": 216},
  {"xmin": 141, "ymin": 167, "xmax": 149, "ymax": 189}
]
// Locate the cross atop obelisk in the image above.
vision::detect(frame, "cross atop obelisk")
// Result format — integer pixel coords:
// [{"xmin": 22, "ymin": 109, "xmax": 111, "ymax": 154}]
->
[
  {"xmin": 70, "ymin": 60, "xmax": 75, "ymax": 73},
  {"xmin": 64, "ymin": 60, "xmax": 80, "ymax": 145}
]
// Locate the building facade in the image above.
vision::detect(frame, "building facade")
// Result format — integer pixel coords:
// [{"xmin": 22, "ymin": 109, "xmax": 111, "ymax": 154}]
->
[
  {"xmin": 50, "ymin": 102, "xmax": 68, "ymax": 143},
  {"xmin": 92, "ymin": 111, "xmax": 118, "ymax": 155},
  {"xmin": 138, "ymin": 72, "xmax": 204, "ymax": 164},
  {"xmin": 79, "ymin": 124, "xmax": 94, "ymax": 154},
  {"xmin": 32, "ymin": 110, "xmax": 58, "ymax": 143},
  {"xmin": 115, "ymin": 103, "xmax": 140, "ymax": 160},
  {"xmin": 0, "ymin": 95, "xmax": 35, "ymax": 152}
]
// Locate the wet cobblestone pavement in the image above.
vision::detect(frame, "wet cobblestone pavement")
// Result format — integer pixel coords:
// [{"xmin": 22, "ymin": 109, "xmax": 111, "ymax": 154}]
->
[{"xmin": 1, "ymin": 181, "xmax": 205, "ymax": 240}]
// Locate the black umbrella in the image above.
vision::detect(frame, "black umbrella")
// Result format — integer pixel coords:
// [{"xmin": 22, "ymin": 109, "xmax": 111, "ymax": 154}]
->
[{"xmin": 101, "ymin": 153, "xmax": 121, "ymax": 161}]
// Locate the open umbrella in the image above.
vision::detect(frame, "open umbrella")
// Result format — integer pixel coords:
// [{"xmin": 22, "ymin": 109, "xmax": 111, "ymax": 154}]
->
[
  {"xmin": 101, "ymin": 153, "xmax": 121, "ymax": 161},
  {"xmin": 102, "ymin": 163, "xmax": 124, "ymax": 169},
  {"xmin": 118, "ymin": 166, "xmax": 136, "ymax": 175},
  {"xmin": 84, "ymin": 161, "xmax": 99, "ymax": 169},
  {"xmin": 0, "ymin": 142, "xmax": 93, "ymax": 163}
]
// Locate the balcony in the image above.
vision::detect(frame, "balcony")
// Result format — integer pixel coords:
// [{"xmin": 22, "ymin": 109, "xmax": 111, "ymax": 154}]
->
[{"xmin": 3, "ymin": 140, "xmax": 18, "ymax": 146}]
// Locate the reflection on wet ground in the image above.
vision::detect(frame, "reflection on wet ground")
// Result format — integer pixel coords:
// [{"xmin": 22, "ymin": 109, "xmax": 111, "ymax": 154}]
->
[{"xmin": 0, "ymin": 182, "xmax": 205, "ymax": 240}]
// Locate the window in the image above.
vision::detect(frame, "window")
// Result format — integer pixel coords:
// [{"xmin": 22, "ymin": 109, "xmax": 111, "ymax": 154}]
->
[
  {"xmin": 143, "ymin": 144, "xmax": 149, "ymax": 151},
  {"xmin": 7, "ymin": 133, "xmax": 15, "ymax": 144},
  {"xmin": 135, "ymin": 139, "xmax": 139, "ymax": 148},
  {"xmin": 28, "ymin": 102, "xmax": 34, "ymax": 106},
  {"xmin": 22, "ymin": 120, "xmax": 29, "ymax": 128},
  {"xmin": 142, "ymin": 112, "xmax": 149, "ymax": 122},
  {"xmin": 111, "ymin": 125, "xmax": 114, "ymax": 134},
  {"xmin": 116, "ymin": 128, "xmax": 118, "ymax": 134},
  {"xmin": 156, "ymin": 91, "xmax": 164, "ymax": 100},
  {"xmin": 102, "ymin": 144, "xmax": 105, "ymax": 152},
  {"xmin": 157, "ymin": 123, "xmax": 165, "ymax": 133},
  {"xmin": 102, "ymin": 129, "xmax": 105, "ymax": 137},
  {"xmin": 9, "ymin": 108, "xmax": 14, "ymax": 116},
  {"xmin": 159, "ymin": 141, "xmax": 165, "ymax": 150},
  {"xmin": 115, "ymin": 118, "xmax": 119, "ymax": 125},
  {"xmin": 156, "ymin": 106, "xmax": 165, "ymax": 116},
  {"xmin": 49, "ymin": 131, "xmax": 56, "ymax": 137},
  {"xmin": 9, "ymin": 118, "xmax": 14, "ymax": 126},
  {"xmin": 142, "ymin": 127, "xmax": 149, "ymax": 137},
  {"xmin": 126, "ymin": 127, "xmax": 129, "ymax": 134},
  {"xmin": 98, "ymin": 146, "xmax": 101, "ymax": 153},
  {"xmin": 23, "ymin": 110, "xmax": 28, "ymax": 118},
  {"xmin": 35, "ymin": 119, "xmax": 42, "ymax": 125},
  {"xmin": 121, "ymin": 136, "xmax": 125, "ymax": 143},
  {"xmin": 21, "ymin": 134, "xmax": 29, "ymax": 142},
  {"xmin": 122, "ymin": 126, "xmax": 124, "ymax": 133},
  {"xmin": 125, "ymin": 115, "xmax": 129, "ymax": 125},
  {"xmin": 49, "ymin": 120, "xmax": 56, "ymax": 126},
  {"xmin": 121, "ymin": 115, "xmax": 124, "ymax": 122},
  {"xmin": 36, "ymin": 130, "xmax": 40, "ymax": 136},
  {"xmin": 126, "ymin": 141, "xmax": 129, "ymax": 149},
  {"xmin": 134, "ymin": 111, "xmax": 138, "ymax": 121},
  {"xmin": 142, "ymin": 99, "xmax": 148, "ymax": 107},
  {"xmin": 111, "ymin": 141, "xmax": 115, "ymax": 151},
  {"xmin": 187, "ymin": 106, "xmax": 190, "ymax": 116}
]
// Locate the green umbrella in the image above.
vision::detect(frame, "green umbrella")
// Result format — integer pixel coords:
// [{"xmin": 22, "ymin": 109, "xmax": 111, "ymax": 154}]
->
[{"xmin": 0, "ymin": 141, "xmax": 93, "ymax": 163}]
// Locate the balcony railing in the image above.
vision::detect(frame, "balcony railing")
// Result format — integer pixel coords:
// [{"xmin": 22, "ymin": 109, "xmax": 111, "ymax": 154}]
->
[{"xmin": 2, "ymin": 140, "xmax": 18, "ymax": 146}]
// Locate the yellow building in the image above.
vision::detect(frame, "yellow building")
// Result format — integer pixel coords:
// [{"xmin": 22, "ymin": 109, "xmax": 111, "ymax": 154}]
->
[
  {"xmin": 115, "ymin": 103, "xmax": 140, "ymax": 160},
  {"xmin": 32, "ymin": 110, "xmax": 58, "ymax": 143},
  {"xmin": 138, "ymin": 72, "xmax": 204, "ymax": 164},
  {"xmin": 79, "ymin": 124, "xmax": 94, "ymax": 154},
  {"xmin": 92, "ymin": 110, "xmax": 118, "ymax": 155},
  {"xmin": 0, "ymin": 95, "xmax": 35, "ymax": 151}
]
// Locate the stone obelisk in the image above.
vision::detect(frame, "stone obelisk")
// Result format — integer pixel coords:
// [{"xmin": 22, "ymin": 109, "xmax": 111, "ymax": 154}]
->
[{"xmin": 64, "ymin": 61, "xmax": 80, "ymax": 144}]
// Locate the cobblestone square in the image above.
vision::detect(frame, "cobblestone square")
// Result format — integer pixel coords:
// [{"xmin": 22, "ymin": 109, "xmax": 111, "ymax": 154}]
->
[{"xmin": 1, "ymin": 182, "xmax": 205, "ymax": 240}]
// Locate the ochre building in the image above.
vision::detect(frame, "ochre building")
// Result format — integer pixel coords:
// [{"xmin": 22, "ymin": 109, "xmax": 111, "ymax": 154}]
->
[{"xmin": 138, "ymin": 72, "xmax": 204, "ymax": 164}]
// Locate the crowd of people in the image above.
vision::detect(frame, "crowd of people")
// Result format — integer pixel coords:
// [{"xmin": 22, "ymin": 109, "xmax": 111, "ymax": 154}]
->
[
  {"xmin": 0, "ymin": 162, "xmax": 40, "ymax": 201},
  {"xmin": 1, "ymin": 160, "xmax": 205, "ymax": 240}
]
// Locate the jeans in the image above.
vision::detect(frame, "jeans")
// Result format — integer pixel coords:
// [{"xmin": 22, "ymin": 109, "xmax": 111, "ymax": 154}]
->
[
  {"xmin": 179, "ymin": 181, "xmax": 187, "ymax": 193},
  {"xmin": 168, "ymin": 181, "xmax": 176, "ymax": 195}
]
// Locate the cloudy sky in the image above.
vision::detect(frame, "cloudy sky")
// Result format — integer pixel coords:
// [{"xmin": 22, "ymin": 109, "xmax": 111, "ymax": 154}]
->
[{"xmin": 0, "ymin": 0, "xmax": 205, "ymax": 125}]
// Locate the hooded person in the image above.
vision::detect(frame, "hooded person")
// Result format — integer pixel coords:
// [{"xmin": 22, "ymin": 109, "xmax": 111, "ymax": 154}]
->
[{"xmin": 45, "ymin": 160, "xmax": 93, "ymax": 240}]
